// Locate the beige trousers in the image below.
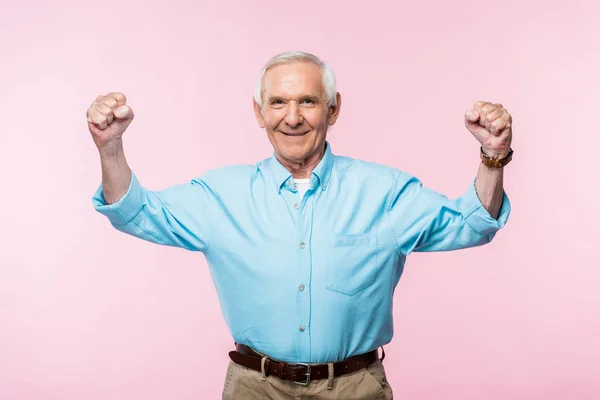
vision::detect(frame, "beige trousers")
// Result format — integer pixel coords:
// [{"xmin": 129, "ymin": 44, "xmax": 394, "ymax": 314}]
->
[{"xmin": 222, "ymin": 358, "xmax": 393, "ymax": 399}]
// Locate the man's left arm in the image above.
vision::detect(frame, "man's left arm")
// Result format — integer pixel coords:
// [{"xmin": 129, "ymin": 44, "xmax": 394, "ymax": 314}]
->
[
  {"xmin": 388, "ymin": 100, "xmax": 513, "ymax": 255},
  {"xmin": 466, "ymin": 101, "xmax": 513, "ymax": 220}
]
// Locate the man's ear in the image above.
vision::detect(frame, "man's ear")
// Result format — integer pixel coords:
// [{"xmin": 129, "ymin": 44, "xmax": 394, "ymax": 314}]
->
[
  {"xmin": 328, "ymin": 92, "xmax": 342, "ymax": 126},
  {"xmin": 253, "ymin": 99, "xmax": 266, "ymax": 129}
]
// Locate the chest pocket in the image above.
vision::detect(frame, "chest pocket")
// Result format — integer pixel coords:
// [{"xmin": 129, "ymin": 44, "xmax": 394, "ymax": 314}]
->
[{"xmin": 326, "ymin": 233, "xmax": 379, "ymax": 296}]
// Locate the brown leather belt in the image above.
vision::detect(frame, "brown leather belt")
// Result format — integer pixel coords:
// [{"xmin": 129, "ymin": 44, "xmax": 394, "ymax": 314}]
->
[{"xmin": 228, "ymin": 344, "xmax": 381, "ymax": 386}]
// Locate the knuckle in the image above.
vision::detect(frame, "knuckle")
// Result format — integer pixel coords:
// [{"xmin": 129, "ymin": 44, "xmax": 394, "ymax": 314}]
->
[
  {"xmin": 95, "ymin": 96, "xmax": 114, "ymax": 108},
  {"xmin": 93, "ymin": 114, "xmax": 106, "ymax": 124},
  {"xmin": 104, "ymin": 98, "xmax": 118, "ymax": 108},
  {"xmin": 110, "ymin": 92, "xmax": 126, "ymax": 103},
  {"xmin": 94, "ymin": 106, "xmax": 107, "ymax": 116},
  {"xmin": 93, "ymin": 100, "xmax": 110, "ymax": 112}
]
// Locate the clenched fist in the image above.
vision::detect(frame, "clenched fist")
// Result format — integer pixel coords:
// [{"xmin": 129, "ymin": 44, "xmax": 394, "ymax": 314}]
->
[
  {"xmin": 464, "ymin": 101, "xmax": 512, "ymax": 159},
  {"xmin": 87, "ymin": 92, "xmax": 134, "ymax": 151}
]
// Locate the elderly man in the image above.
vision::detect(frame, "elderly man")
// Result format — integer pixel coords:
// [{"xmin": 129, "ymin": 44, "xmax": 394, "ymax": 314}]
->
[{"xmin": 88, "ymin": 51, "xmax": 512, "ymax": 399}]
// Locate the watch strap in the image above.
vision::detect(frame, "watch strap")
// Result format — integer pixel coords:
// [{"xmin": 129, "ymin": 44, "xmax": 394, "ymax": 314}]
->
[{"xmin": 480, "ymin": 147, "xmax": 513, "ymax": 168}]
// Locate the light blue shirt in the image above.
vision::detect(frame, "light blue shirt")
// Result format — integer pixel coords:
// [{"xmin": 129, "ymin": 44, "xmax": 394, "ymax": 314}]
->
[{"xmin": 93, "ymin": 143, "xmax": 510, "ymax": 363}]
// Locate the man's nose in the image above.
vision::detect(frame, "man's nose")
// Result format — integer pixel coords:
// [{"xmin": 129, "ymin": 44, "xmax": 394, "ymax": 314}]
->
[{"xmin": 284, "ymin": 102, "xmax": 303, "ymax": 127}]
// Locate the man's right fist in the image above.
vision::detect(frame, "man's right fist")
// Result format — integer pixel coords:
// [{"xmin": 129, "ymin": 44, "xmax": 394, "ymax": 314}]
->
[{"xmin": 87, "ymin": 92, "xmax": 134, "ymax": 150}]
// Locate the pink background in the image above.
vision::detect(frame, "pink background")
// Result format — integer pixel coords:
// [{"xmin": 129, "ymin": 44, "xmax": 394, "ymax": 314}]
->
[{"xmin": 1, "ymin": 0, "xmax": 599, "ymax": 398}]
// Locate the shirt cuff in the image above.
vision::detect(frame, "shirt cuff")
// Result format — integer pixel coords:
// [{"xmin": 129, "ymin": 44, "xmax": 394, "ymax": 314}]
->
[
  {"xmin": 92, "ymin": 171, "xmax": 145, "ymax": 225},
  {"xmin": 459, "ymin": 179, "xmax": 511, "ymax": 236}
]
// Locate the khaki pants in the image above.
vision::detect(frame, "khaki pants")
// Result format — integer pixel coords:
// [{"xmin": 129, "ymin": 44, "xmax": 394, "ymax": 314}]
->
[{"xmin": 222, "ymin": 358, "xmax": 393, "ymax": 399}]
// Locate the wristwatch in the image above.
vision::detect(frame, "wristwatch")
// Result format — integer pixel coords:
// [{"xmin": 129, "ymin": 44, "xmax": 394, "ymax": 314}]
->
[{"xmin": 480, "ymin": 147, "xmax": 513, "ymax": 168}]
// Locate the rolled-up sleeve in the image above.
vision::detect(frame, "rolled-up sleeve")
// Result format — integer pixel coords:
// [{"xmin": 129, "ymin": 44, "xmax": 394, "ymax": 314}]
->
[
  {"xmin": 387, "ymin": 171, "xmax": 511, "ymax": 256},
  {"xmin": 92, "ymin": 171, "xmax": 218, "ymax": 252},
  {"xmin": 93, "ymin": 172, "xmax": 146, "ymax": 226},
  {"xmin": 458, "ymin": 179, "xmax": 510, "ymax": 237}
]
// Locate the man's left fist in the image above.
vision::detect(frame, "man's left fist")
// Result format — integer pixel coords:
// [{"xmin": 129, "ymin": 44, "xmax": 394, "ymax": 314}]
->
[{"xmin": 465, "ymin": 101, "xmax": 512, "ymax": 159}]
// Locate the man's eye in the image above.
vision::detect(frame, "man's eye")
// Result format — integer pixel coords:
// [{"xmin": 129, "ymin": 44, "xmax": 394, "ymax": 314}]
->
[
  {"xmin": 272, "ymin": 99, "xmax": 283, "ymax": 104},
  {"xmin": 301, "ymin": 99, "xmax": 314, "ymax": 104}
]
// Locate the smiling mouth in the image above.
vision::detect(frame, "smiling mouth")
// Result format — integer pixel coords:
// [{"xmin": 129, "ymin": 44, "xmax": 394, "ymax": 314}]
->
[{"xmin": 281, "ymin": 131, "xmax": 309, "ymax": 137}]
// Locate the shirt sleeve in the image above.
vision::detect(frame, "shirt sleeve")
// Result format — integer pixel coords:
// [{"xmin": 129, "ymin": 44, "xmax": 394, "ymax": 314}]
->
[
  {"xmin": 92, "ymin": 171, "xmax": 219, "ymax": 252},
  {"xmin": 387, "ymin": 171, "xmax": 511, "ymax": 256}
]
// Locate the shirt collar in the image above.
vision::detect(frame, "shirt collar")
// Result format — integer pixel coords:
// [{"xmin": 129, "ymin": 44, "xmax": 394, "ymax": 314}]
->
[{"xmin": 269, "ymin": 141, "xmax": 334, "ymax": 194}]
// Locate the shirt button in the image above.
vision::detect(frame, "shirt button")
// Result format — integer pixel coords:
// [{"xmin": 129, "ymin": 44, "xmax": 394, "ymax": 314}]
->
[
  {"xmin": 294, "ymin": 204, "xmax": 299, "ymax": 210},
  {"xmin": 321, "ymin": 183, "xmax": 326, "ymax": 189},
  {"xmin": 299, "ymin": 242, "xmax": 306, "ymax": 249},
  {"xmin": 299, "ymin": 284, "xmax": 305, "ymax": 291},
  {"xmin": 299, "ymin": 325, "xmax": 306, "ymax": 332}
]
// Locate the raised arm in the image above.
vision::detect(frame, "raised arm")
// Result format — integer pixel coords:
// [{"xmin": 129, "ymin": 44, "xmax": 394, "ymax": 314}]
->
[
  {"xmin": 388, "ymin": 100, "xmax": 513, "ymax": 255},
  {"xmin": 465, "ymin": 101, "xmax": 513, "ymax": 220},
  {"xmin": 87, "ymin": 92, "xmax": 216, "ymax": 252},
  {"xmin": 87, "ymin": 92, "xmax": 134, "ymax": 204}
]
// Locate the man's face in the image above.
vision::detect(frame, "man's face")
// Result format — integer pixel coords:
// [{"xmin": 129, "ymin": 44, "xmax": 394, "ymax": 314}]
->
[{"xmin": 254, "ymin": 62, "xmax": 341, "ymax": 166}]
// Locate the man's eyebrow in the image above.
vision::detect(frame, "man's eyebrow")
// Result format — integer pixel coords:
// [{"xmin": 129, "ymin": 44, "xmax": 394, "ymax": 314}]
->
[{"xmin": 300, "ymin": 95, "xmax": 321, "ymax": 101}]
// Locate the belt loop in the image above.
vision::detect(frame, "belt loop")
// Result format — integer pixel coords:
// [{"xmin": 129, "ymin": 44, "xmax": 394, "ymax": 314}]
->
[
  {"xmin": 380, "ymin": 346, "xmax": 386, "ymax": 362},
  {"xmin": 278, "ymin": 362, "xmax": 285, "ymax": 379},
  {"xmin": 260, "ymin": 357, "xmax": 268, "ymax": 381},
  {"xmin": 326, "ymin": 362, "xmax": 334, "ymax": 390}
]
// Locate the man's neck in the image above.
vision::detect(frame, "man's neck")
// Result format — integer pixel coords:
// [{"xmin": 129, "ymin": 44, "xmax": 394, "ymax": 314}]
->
[{"xmin": 277, "ymin": 147, "xmax": 325, "ymax": 179}]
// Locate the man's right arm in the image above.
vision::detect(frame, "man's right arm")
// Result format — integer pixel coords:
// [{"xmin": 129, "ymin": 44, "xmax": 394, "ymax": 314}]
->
[
  {"xmin": 87, "ymin": 91, "xmax": 135, "ymax": 205},
  {"xmin": 92, "ymin": 169, "xmax": 216, "ymax": 252},
  {"xmin": 88, "ymin": 92, "xmax": 215, "ymax": 252}
]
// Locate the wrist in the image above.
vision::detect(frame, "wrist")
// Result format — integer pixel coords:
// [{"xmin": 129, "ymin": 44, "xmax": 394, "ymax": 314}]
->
[
  {"xmin": 480, "ymin": 147, "xmax": 513, "ymax": 168},
  {"xmin": 98, "ymin": 139, "xmax": 125, "ymax": 159},
  {"xmin": 481, "ymin": 146, "xmax": 510, "ymax": 159}
]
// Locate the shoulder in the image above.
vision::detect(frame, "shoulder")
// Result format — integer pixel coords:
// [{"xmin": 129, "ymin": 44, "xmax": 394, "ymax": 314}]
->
[
  {"xmin": 191, "ymin": 163, "xmax": 259, "ymax": 187},
  {"xmin": 333, "ymin": 154, "xmax": 406, "ymax": 182},
  {"xmin": 331, "ymin": 154, "xmax": 426, "ymax": 199}
]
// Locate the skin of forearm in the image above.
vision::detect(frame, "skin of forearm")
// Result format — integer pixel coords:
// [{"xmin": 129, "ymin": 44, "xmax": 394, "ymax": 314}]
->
[
  {"xmin": 99, "ymin": 139, "xmax": 131, "ymax": 205},
  {"xmin": 474, "ymin": 162, "xmax": 504, "ymax": 220}
]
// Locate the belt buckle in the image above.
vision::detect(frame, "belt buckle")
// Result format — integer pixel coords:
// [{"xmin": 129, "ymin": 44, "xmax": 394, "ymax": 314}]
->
[{"xmin": 292, "ymin": 363, "xmax": 311, "ymax": 386}]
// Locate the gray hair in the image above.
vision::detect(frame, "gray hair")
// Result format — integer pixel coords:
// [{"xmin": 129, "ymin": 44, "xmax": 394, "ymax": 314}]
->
[{"xmin": 253, "ymin": 51, "xmax": 337, "ymax": 108}]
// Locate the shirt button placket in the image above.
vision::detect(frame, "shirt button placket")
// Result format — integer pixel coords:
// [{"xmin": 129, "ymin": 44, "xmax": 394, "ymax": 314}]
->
[{"xmin": 296, "ymin": 193, "xmax": 312, "ymax": 358}]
